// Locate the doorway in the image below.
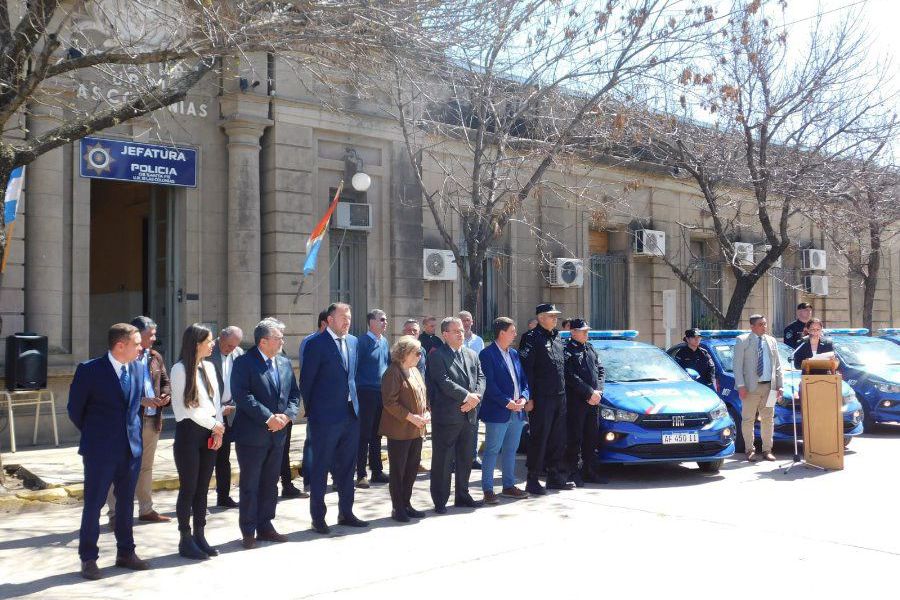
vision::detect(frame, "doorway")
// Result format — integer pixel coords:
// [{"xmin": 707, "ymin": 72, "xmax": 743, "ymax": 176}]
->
[{"xmin": 88, "ymin": 180, "xmax": 178, "ymax": 358}]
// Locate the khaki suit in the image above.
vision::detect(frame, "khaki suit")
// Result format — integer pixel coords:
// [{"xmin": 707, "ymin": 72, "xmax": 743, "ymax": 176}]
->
[{"xmin": 733, "ymin": 332, "xmax": 783, "ymax": 453}]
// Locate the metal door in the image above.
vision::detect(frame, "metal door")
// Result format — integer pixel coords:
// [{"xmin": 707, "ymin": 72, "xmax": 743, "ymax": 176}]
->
[
  {"xmin": 590, "ymin": 254, "xmax": 628, "ymax": 329},
  {"xmin": 329, "ymin": 230, "xmax": 368, "ymax": 337},
  {"xmin": 147, "ymin": 187, "xmax": 177, "ymax": 360}
]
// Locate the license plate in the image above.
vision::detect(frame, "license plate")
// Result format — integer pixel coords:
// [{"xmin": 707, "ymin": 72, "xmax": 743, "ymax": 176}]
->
[{"xmin": 662, "ymin": 431, "xmax": 699, "ymax": 444}]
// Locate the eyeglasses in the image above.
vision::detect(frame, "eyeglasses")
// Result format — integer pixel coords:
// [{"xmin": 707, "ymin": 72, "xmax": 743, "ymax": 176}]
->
[{"xmin": 379, "ymin": 318, "xmax": 387, "ymax": 322}]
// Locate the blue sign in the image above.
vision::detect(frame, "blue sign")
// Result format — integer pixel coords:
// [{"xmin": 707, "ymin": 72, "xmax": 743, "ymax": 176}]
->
[{"xmin": 80, "ymin": 136, "xmax": 197, "ymax": 187}]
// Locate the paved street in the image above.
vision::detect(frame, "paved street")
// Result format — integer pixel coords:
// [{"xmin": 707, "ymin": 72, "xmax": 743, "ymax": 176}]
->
[{"xmin": 2, "ymin": 427, "xmax": 899, "ymax": 599}]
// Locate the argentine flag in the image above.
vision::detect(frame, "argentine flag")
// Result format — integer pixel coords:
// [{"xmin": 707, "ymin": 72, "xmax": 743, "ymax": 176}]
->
[{"xmin": 3, "ymin": 166, "xmax": 25, "ymax": 224}]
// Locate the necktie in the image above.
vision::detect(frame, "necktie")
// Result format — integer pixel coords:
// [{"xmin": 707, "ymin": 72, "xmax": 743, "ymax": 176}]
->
[
  {"xmin": 337, "ymin": 338, "xmax": 348, "ymax": 370},
  {"xmin": 756, "ymin": 336, "xmax": 764, "ymax": 377},
  {"xmin": 120, "ymin": 364, "xmax": 130, "ymax": 399},
  {"xmin": 266, "ymin": 358, "xmax": 280, "ymax": 391}
]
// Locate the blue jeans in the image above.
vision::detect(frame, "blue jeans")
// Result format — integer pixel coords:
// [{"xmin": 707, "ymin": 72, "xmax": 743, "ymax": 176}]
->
[{"xmin": 481, "ymin": 416, "xmax": 526, "ymax": 492}]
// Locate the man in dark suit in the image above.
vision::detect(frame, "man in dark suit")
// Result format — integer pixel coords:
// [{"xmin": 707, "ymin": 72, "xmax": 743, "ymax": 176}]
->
[
  {"xmin": 231, "ymin": 318, "xmax": 300, "ymax": 549},
  {"xmin": 300, "ymin": 302, "xmax": 369, "ymax": 534},
  {"xmin": 68, "ymin": 323, "xmax": 152, "ymax": 580},
  {"xmin": 206, "ymin": 325, "xmax": 244, "ymax": 508},
  {"xmin": 426, "ymin": 316, "xmax": 485, "ymax": 513}
]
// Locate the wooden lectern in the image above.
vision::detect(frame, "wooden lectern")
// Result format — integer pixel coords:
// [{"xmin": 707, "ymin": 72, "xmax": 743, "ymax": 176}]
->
[{"xmin": 800, "ymin": 358, "xmax": 844, "ymax": 470}]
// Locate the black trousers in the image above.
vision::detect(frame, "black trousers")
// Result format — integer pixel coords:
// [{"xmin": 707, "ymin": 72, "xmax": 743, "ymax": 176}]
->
[
  {"xmin": 526, "ymin": 393, "xmax": 567, "ymax": 479},
  {"xmin": 214, "ymin": 424, "xmax": 234, "ymax": 500},
  {"xmin": 173, "ymin": 419, "xmax": 217, "ymax": 532},
  {"xmin": 357, "ymin": 389, "xmax": 384, "ymax": 478},
  {"xmin": 430, "ymin": 420, "xmax": 475, "ymax": 508},
  {"xmin": 280, "ymin": 421, "xmax": 295, "ymax": 488},
  {"xmin": 565, "ymin": 399, "xmax": 600, "ymax": 474},
  {"xmin": 387, "ymin": 437, "xmax": 423, "ymax": 511}
]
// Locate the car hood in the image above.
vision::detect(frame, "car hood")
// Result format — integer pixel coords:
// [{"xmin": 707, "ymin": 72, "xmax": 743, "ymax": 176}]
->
[
  {"xmin": 604, "ymin": 381, "xmax": 722, "ymax": 413},
  {"xmin": 855, "ymin": 363, "xmax": 900, "ymax": 384},
  {"xmin": 782, "ymin": 371, "xmax": 855, "ymax": 399}
]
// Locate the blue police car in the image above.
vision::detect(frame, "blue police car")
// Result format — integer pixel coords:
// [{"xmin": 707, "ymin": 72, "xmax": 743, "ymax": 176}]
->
[
  {"xmin": 828, "ymin": 328, "xmax": 900, "ymax": 428},
  {"xmin": 877, "ymin": 328, "xmax": 900, "ymax": 346},
  {"xmin": 573, "ymin": 331, "xmax": 735, "ymax": 473},
  {"xmin": 667, "ymin": 331, "xmax": 863, "ymax": 452}
]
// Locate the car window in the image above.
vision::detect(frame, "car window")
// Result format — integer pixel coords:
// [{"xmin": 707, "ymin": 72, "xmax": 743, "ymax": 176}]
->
[
  {"xmin": 592, "ymin": 344, "xmax": 691, "ymax": 383},
  {"xmin": 834, "ymin": 336, "xmax": 900, "ymax": 367}
]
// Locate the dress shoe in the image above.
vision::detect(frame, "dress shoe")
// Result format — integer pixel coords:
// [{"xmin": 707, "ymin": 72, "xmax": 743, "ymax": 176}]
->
[
  {"xmin": 763, "ymin": 451, "xmax": 777, "ymax": 461},
  {"xmin": 81, "ymin": 560, "xmax": 102, "ymax": 580},
  {"xmin": 571, "ymin": 472, "xmax": 586, "ymax": 488},
  {"xmin": 193, "ymin": 526, "xmax": 218, "ymax": 557},
  {"xmin": 355, "ymin": 476, "xmax": 370, "ymax": 489},
  {"xmin": 501, "ymin": 486, "xmax": 529, "ymax": 499},
  {"xmin": 370, "ymin": 471, "xmax": 390, "ymax": 484},
  {"xmin": 433, "ymin": 505, "xmax": 447, "ymax": 515},
  {"xmin": 257, "ymin": 529, "xmax": 289, "ymax": 543},
  {"xmin": 391, "ymin": 509, "xmax": 410, "ymax": 523},
  {"xmin": 281, "ymin": 485, "xmax": 303, "ymax": 499},
  {"xmin": 546, "ymin": 478, "xmax": 574, "ymax": 491},
  {"xmin": 405, "ymin": 506, "xmax": 426, "ymax": 518},
  {"xmin": 338, "ymin": 514, "xmax": 369, "ymax": 528},
  {"xmin": 525, "ymin": 478, "xmax": 546, "ymax": 496},
  {"xmin": 216, "ymin": 497, "xmax": 239, "ymax": 509},
  {"xmin": 241, "ymin": 536, "xmax": 257, "ymax": 549},
  {"xmin": 178, "ymin": 531, "xmax": 209, "ymax": 560},
  {"xmin": 471, "ymin": 459, "xmax": 482, "ymax": 470},
  {"xmin": 312, "ymin": 520, "xmax": 331, "ymax": 534},
  {"xmin": 115, "ymin": 553, "xmax": 150, "ymax": 570},
  {"xmin": 746, "ymin": 451, "xmax": 759, "ymax": 462},
  {"xmin": 416, "ymin": 464, "xmax": 428, "ymax": 473},
  {"xmin": 483, "ymin": 491, "xmax": 499, "ymax": 505},
  {"xmin": 454, "ymin": 495, "xmax": 484, "ymax": 508},
  {"xmin": 138, "ymin": 510, "xmax": 171, "ymax": 523}
]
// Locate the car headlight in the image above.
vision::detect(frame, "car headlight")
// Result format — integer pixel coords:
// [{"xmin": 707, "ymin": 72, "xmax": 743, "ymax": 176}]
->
[
  {"xmin": 842, "ymin": 391, "xmax": 857, "ymax": 407},
  {"xmin": 600, "ymin": 407, "xmax": 639, "ymax": 422},
  {"xmin": 875, "ymin": 383, "xmax": 900, "ymax": 394},
  {"xmin": 709, "ymin": 402, "xmax": 728, "ymax": 421}
]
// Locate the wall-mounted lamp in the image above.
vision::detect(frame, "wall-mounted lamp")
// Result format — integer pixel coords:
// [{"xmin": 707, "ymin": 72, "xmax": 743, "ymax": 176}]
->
[
  {"xmin": 344, "ymin": 147, "xmax": 371, "ymax": 192},
  {"xmin": 239, "ymin": 77, "xmax": 260, "ymax": 92}
]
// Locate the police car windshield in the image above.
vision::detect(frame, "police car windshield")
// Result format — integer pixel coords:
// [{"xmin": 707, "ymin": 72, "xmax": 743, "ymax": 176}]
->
[
  {"xmin": 711, "ymin": 340, "xmax": 797, "ymax": 372},
  {"xmin": 592, "ymin": 345, "xmax": 690, "ymax": 383},
  {"xmin": 834, "ymin": 336, "xmax": 900, "ymax": 367}
]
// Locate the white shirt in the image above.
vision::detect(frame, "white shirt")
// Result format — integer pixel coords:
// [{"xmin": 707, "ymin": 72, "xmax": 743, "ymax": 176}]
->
[
  {"xmin": 170, "ymin": 361, "xmax": 223, "ymax": 430},
  {"xmin": 499, "ymin": 345, "xmax": 520, "ymax": 401},
  {"xmin": 221, "ymin": 351, "xmax": 234, "ymax": 406},
  {"xmin": 107, "ymin": 352, "xmax": 127, "ymax": 379},
  {"xmin": 327, "ymin": 327, "xmax": 352, "ymax": 402},
  {"xmin": 464, "ymin": 333, "xmax": 485, "ymax": 354}
]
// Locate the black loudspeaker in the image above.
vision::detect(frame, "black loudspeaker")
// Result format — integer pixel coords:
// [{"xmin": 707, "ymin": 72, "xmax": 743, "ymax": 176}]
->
[{"xmin": 5, "ymin": 333, "xmax": 48, "ymax": 391}]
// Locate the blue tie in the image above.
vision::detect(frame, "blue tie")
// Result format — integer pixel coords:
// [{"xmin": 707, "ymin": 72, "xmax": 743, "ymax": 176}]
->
[
  {"xmin": 120, "ymin": 365, "xmax": 130, "ymax": 399},
  {"xmin": 756, "ymin": 336, "xmax": 764, "ymax": 378},
  {"xmin": 267, "ymin": 358, "xmax": 280, "ymax": 391}
]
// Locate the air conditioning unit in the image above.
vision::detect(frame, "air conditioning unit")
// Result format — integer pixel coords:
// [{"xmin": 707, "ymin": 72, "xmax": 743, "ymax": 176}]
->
[
  {"xmin": 763, "ymin": 245, "xmax": 782, "ymax": 268},
  {"xmin": 333, "ymin": 202, "xmax": 372, "ymax": 231},
  {"xmin": 634, "ymin": 229, "xmax": 666, "ymax": 257},
  {"xmin": 733, "ymin": 242, "xmax": 755, "ymax": 266},
  {"xmin": 548, "ymin": 258, "xmax": 584, "ymax": 288},
  {"xmin": 802, "ymin": 249, "xmax": 827, "ymax": 271},
  {"xmin": 804, "ymin": 275, "xmax": 829, "ymax": 296},
  {"xmin": 423, "ymin": 249, "xmax": 458, "ymax": 281}
]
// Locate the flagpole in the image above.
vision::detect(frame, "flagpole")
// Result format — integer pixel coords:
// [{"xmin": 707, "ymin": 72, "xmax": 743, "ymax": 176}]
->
[
  {"xmin": 0, "ymin": 221, "xmax": 14, "ymax": 274},
  {"xmin": 292, "ymin": 180, "xmax": 345, "ymax": 305}
]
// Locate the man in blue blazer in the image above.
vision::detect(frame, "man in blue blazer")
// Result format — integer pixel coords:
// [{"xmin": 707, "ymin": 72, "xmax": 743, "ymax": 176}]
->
[
  {"xmin": 479, "ymin": 317, "xmax": 530, "ymax": 504},
  {"xmin": 68, "ymin": 323, "xmax": 152, "ymax": 580},
  {"xmin": 230, "ymin": 317, "xmax": 300, "ymax": 549},
  {"xmin": 300, "ymin": 302, "xmax": 368, "ymax": 533}
]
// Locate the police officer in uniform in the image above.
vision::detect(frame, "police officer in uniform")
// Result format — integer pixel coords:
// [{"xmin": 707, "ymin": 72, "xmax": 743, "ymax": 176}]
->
[
  {"xmin": 783, "ymin": 302, "xmax": 813, "ymax": 349},
  {"xmin": 672, "ymin": 329, "xmax": 716, "ymax": 389},
  {"xmin": 519, "ymin": 303, "xmax": 572, "ymax": 495},
  {"xmin": 563, "ymin": 319, "xmax": 607, "ymax": 487}
]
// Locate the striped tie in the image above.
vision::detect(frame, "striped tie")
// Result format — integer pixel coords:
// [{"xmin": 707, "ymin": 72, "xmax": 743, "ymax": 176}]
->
[{"xmin": 756, "ymin": 336, "xmax": 764, "ymax": 377}]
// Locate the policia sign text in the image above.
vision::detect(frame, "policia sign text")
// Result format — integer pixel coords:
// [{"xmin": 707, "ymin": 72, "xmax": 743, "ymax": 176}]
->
[{"xmin": 79, "ymin": 137, "xmax": 197, "ymax": 187}]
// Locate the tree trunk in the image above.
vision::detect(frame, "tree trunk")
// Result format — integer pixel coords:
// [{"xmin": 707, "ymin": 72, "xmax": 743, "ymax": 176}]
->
[
  {"xmin": 862, "ymin": 225, "xmax": 883, "ymax": 333},
  {"xmin": 722, "ymin": 275, "xmax": 758, "ymax": 329},
  {"xmin": 461, "ymin": 253, "xmax": 483, "ymax": 316}
]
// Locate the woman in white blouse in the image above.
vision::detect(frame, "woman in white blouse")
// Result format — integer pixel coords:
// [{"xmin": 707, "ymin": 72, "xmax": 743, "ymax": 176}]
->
[{"xmin": 170, "ymin": 324, "xmax": 224, "ymax": 560}]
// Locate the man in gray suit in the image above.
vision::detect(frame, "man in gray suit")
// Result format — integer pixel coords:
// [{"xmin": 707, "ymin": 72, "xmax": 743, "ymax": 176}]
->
[
  {"xmin": 207, "ymin": 326, "xmax": 244, "ymax": 507},
  {"xmin": 733, "ymin": 314, "xmax": 783, "ymax": 461},
  {"xmin": 426, "ymin": 316, "xmax": 485, "ymax": 513}
]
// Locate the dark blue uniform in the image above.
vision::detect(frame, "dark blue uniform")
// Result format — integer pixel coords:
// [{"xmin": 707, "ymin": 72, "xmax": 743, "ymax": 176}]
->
[
  {"xmin": 519, "ymin": 325, "xmax": 567, "ymax": 483},
  {"xmin": 783, "ymin": 319, "xmax": 808, "ymax": 349},
  {"xmin": 672, "ymin": 345, "xmax": 716, "ymax": 388},
  {"xmin": 564, "ymin": 339, "xmax": 605, "ymax": 479}
]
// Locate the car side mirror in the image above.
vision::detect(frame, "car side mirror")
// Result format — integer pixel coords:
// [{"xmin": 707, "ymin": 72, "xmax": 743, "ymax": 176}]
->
[{"xmin": 685, "ymin": 368, "xmax": 700, "ymax": 381}]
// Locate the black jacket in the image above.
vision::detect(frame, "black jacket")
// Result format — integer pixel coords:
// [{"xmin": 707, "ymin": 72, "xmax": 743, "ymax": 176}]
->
[
  {"xmin": 564, "ymin": 339, "xmax": 605, "ymax": 403},
  {"xmin": 783, "ymin": 319, "xmax": 809, "ymax": 349},
  {"xmin": 425, "ymin": 344, "xmax": 485, "ymax": 426},
  {"xmin": 519, "ymin": 325, "xmax": 566, "ymax": 397},
  {"xmin": 672, "ymin": 345, "xmax": 716, "ymax": 387},
  {"xmin": 792, "ymin": 337, "xmax": 835, "ymax": 369}
]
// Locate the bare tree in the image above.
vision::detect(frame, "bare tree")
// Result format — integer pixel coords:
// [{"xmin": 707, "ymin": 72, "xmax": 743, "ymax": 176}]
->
[
  {"xmin": 0, "ymin": 0, "xmax": 434, "ymax": 271},
  {"xmin": 384, "ymin": 0, "xmax": 714, "ymax": 313},
  {"xmin": 609, "ymin": 1, "xmax": 896, "ymax": 328}
]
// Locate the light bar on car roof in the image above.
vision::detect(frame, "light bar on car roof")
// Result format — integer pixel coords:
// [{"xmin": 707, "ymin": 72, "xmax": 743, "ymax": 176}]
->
[
  {"xmin": 824, "ymin": 328, "xmax": 869, "ymax": 336},
  {"xmin": 587, "ymin": 330, "xmax": 639, "ymax": 340},
  {"xmin": 696, "ymin": 330, "xmax": 749, "ymax": 338},
  {"xmin": 878, "ymin": 328, "xmax": 900, "ymax": 335}
]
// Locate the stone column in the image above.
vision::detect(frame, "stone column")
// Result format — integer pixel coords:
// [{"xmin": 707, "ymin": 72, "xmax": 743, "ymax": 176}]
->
[
  {"xmin": 221, "ymin": 116, "xmax": 271, "ymax": 335},
  {"xmin": 24, "ymin": 102, "xmax": 66, "ymax": 351}
]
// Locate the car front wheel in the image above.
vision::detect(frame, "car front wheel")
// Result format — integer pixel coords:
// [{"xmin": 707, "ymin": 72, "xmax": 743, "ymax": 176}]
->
[{"xmin": 698, "ymin": 459, "xmax": 724, "ymax": 473}]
